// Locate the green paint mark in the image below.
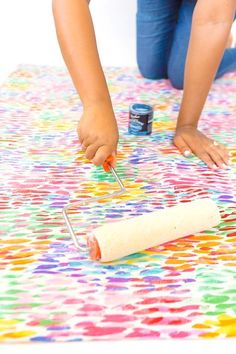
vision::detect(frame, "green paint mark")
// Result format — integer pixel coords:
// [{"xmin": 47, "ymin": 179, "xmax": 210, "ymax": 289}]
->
[
  {"xmin": 0, "ymin": 297, "xmax": 18, "ymax": 301},
  {"xmin": 39, "ymin": 320, "xmax": 60, "ymax": 326},
  {"xmin": 203, "ymin": 294, "xmax": 230, "ymax": 304},
  {"xmin": 6, "ymin": 289, "xmax": 26, "ymax": 295}
]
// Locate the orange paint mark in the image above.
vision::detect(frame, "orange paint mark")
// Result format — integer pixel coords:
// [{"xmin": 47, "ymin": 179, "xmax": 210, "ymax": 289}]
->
[
  {"xmin": 0, "ymin": 239, "xmax": 30, "ymax": 244},
  {"xmin": 225, "ymin": 262, "xmax": 236, "ymax": 267},
  {"xmin": 188, "ymin": 235, "xmax": 221, "ymax": 241},
  {"xmin": 218, "ymin": 255, "xmax": 236, "ymax": 261},
  {"xmin": 175, "ymin": 264, "xmax": 195, "ymax": 271},
  {"xmin": 171, "ymin": 252, "xmax": 194, "ymax": 258},
  {"xmin": 166, "ymin": 259, "xmax": 187, "ymax": 265},
  {"xmin": 197, "ymin": 242, "xmax": 221, "ymax": 247},
  {"xmin": 7, "ymin": 252, "xmax": 34, "ymax": 259}
]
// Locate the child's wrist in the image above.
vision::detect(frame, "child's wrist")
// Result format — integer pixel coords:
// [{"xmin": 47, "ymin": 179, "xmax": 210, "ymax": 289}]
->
[{"xmin": 83, "ymin": 94, "xmax": 112, "ymax": 110}]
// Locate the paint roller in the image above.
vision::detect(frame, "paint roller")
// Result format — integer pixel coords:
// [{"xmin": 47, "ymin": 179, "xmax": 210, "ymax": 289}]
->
[{"xmin": 63, "ymin": 156, "xmax": 221, "ymax": 262}]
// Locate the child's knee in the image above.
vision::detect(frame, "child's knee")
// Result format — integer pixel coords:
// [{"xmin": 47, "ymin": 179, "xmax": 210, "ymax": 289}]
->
[
  {"xmin": 137, "ymin": 59, "xmax": 167, "ymax": 80},
  {"xmin": 167, "ymin": 60, "xmax": 185, "ymax": 90}
]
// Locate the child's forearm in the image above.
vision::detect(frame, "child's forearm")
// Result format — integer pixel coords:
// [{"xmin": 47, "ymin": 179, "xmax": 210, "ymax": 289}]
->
[
  {"xmin": 52, "ymin": 0, "xmax": 112, "ymax": 109},
  {"xmin": 177, "ymin": 0, "xmax": 236, "ymax": 128}
]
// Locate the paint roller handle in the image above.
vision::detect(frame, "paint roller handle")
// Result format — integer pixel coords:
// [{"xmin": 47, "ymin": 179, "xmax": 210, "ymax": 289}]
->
[
  {"xmin": 102, "ymin": 155, "xmax": 114, "ymax": 172},
  {"xmin": 88, "ymin": 156, "xmax": 114, "ymax": 261},
  {"xmin": 103, "ymin": 156, "xmax": 126, "ymax": 193},
  {"xmin": 88, "ymin": 155, "xmax": 125, "ymax": 261}
]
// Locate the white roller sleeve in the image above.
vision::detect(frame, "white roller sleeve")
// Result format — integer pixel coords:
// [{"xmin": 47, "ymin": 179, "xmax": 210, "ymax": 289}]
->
[{"xmin": 92, "ymin": 198, "xmax": 221, "ymax": 262}]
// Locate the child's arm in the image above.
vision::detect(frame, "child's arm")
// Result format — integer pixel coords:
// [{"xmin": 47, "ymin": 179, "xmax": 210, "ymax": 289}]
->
[
  {"xmin": 174, "ymin": 0, "xmax": 235, "ymax": 169},
  {"xmin": 52, "ymin": 0, "xmax": 118, "ymax": 167}
]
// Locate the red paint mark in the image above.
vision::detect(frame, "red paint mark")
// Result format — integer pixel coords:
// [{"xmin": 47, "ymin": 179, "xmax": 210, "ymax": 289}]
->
[
  {"xmin": 138, "ymin": 297, "xmax": 183, "ymax": 305},
  {"xmin": 143, "ymin": 316, "xmax": 190, "ymax": 326},
  {"xmin": 138, "ymin": 298, "xmax": 159, "ymax": 305},
  {"xmin": 142, "ymin": 317, "xmax": 163, "ymax": 325},
  {"xmin": 134, "ymin": 307, "xmax": 160, "ymax": 315},
  {"xmin": 227, "ymin": 231, "xmax": 236, "ymax": 237},
  {"xmin": 168, "ymin": 318, "xmax": 190, "ymax": 325},
  {"xmin": 169, "ymin": 305, "xmax": 199, "ymax": 313}
]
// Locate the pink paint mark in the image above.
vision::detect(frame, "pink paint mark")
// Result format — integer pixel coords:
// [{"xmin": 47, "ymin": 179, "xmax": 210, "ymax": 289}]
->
[
  {"xmin": 80, "ymin": 304, "xmax": 105, "ymax": 312},
  {"xmin": 170, "ymin": 331, "xmax": 191, "ymax": 338},
  {"xmin": 83, "ymin": 326, "xmax": 126, "ymax": 336},
  {"xmin": 102, "ymin": 315, "xmax": 136, "ymax": 323},
  {"xmin": 127, "ymin": 328, "xmax": 160, "ymax": 338}
]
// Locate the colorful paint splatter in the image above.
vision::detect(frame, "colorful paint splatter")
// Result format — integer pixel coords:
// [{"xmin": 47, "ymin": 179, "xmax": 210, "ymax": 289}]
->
[{"xmin": 0, "ymin": 64, "xmax": 236, "ymax": 342}]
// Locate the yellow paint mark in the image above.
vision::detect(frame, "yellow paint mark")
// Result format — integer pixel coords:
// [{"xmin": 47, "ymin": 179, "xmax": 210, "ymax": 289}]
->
[
  {"xmin": 218, "ymin": 315, "xmax": 236, "ymax": 326},
  {"xmin": 2, "ymin": 331, "xmax": 36, "ymax": 339},
  {"xmin": 11, "ymin": 267, "xmax": 27, "ymax": 271},
  {"xmin": 199, "ymin": 315, "xmax": 236, "ymax": 338},
  {"xmin": 32, "ymin": 241, "xmax": 51, "ymax": 245},
  {"xmin": 226, "ymin": 237, "xmax": 236, "ymax": 243},
  {"xmin": 11, "ymin": 259, "xmax": 35, "ymax": 265},
  {"xmin": 153, "ymin": 121, "xmax": 176, "ymax": 131},
  {"xmin": 199, "ymin": 332, "xmax": 219, "ymax": 338},
  {"xmin": 192, "ymin": 324, "xmax": 211, "ymax": 329},
  {"xmin": 0, "ymin": 319, "xmax": 20, "ymax": 326}
]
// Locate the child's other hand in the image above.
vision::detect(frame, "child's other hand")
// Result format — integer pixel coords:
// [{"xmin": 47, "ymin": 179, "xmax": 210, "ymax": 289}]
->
[
  {"xmin": 78, "ymin": 103, "xmax": 119, "ymax": 168},
  {"xmin": 174, "ymin": 125, "xmax": 230, "ymax": 170}
]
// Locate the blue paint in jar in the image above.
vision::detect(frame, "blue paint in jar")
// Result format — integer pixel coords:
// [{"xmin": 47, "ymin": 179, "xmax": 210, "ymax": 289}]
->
[{"xmin": 128, "ymin": 103, "xmax": 153, "ymax": 135}]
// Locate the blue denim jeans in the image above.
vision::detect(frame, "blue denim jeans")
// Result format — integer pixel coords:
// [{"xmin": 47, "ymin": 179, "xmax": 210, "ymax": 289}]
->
[{"xmin": 137, "ymin": 0, "xmax": 236, "ymax": 89}]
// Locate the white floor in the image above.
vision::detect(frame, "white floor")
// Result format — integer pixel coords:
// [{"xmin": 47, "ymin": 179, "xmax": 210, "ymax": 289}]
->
[{"xmin": 1, "ymin": 340, "xmax": 236, "ymax": 354}]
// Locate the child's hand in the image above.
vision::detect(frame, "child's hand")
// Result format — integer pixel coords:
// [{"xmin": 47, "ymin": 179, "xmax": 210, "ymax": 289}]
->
[
  {"xmin": 174, "ymin": 125, "xmax": 230, "ymax": 170},
  {"xmin": 78, "ymin": 103, "xmax": 119, "ymax": 168}
]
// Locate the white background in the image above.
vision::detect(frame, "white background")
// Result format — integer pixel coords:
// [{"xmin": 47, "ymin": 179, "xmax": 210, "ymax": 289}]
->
[
  {"xmin": 0, "ymin": 0, "xmax": 235, "ymax": 82},
  {"xmin": 0, "ymin": 0, "xmax": 137, "ymax": 82},
  {"xmin": 0, "ymin": 1, "xmax": 236, "ymax": 353}
]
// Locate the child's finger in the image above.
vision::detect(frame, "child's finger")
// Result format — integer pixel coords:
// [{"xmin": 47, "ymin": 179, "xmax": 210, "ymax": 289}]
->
[
  {"xmin": 207, "ymin": 142, "xmax": 229, "ymax": 168},
  {"xmin": 175, "ymin": 135, "xmax": 217, "ymax": 169},
  {"xmin": 174, "ymin": 135, "xmax": 193, "ymax": 157},
  {"xmin": 215, "ymin": 143, "xmax": 230, "ymax": 165},
  {"xmin": 195, "ymin": 150, "xmax": 218, "ymax": 170},
  {"xmin": 85, "ymin": 144, "xmax": 99, "ymax": 160},
  {"xmin": 92, "ymin": 145, "xmax": 112, "ymax": 166}
]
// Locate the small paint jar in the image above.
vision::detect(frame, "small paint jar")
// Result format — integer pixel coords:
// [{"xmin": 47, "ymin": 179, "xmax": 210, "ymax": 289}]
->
[{"xmin": 128, "ymin": 103, "xmax": 153, "ymax": 136}]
